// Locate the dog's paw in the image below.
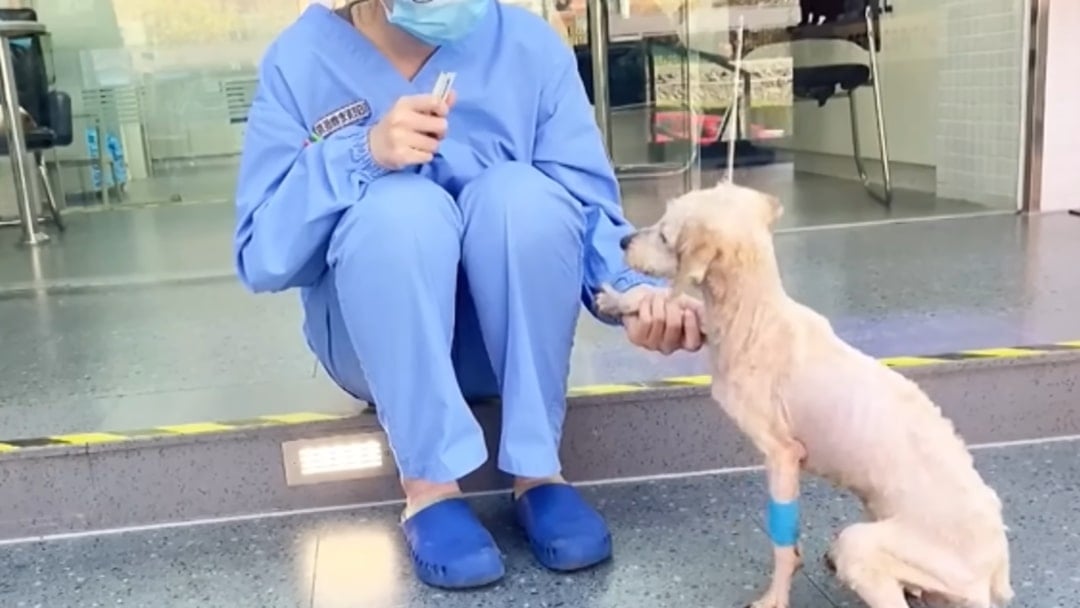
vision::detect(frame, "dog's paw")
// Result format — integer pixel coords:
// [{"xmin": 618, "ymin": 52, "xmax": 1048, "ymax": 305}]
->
[
  {"xmin": 747, "ymin": 596, "xmax": 790, "ymax": 604},
  {"xmin": 594, "ymin": 288, "xmax": 618, "ymax": 316},
  {"xmin": 595, "ymin": 284, "xmax": 636, "ymax": 317},
  {"xmin": 745, "ymin": 594, "xmax": 789, "ymax": 608},
  {"xmin": 745, "ymin": 595, "xmax": 789, "ymax": 608}
]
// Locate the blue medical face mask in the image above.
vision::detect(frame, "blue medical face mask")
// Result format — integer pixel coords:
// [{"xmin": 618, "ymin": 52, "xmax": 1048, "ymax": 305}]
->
[{"xmin": 380, "ymin": 0, "xmax": 489, "ymax": 46}]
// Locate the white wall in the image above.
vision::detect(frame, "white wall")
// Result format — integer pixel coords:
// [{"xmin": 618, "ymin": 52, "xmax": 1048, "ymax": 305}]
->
[
  {"xmin": 1037, "ymin": 0, "xmax": 1080, "ymax": 212},
  {"xmin": 935, "ymin": 0, "xmax": 1026, "ymax": 209}
]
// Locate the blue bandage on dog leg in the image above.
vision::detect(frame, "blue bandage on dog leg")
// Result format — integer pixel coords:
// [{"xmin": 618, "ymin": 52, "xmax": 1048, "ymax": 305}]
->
[{"xmin": 767, "ymin": 498, "xmax": 800, "ymax": 547}]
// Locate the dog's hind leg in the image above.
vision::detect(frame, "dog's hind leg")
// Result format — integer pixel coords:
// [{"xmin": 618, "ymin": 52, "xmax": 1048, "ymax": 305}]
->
[
  {"xmin": 832, "ymin": 519, "xmax": 1000, "ymax": 608},
  {"xmin": 989, "ymin": 553, "xmax": 1014, "ymax": 606},
  {"xmin": 829, "ymin": 521, "xmax": 916, "ymax": 608}
]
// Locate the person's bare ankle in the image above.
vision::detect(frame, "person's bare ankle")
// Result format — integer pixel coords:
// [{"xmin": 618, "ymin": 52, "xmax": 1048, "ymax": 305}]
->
[
  {"xmin": 512, "ymin": 474, "xmax": 566, "ymax": 499},
  {"xmin": 401, "ymin": 478, "xmax": 462, "ymax": 520}
]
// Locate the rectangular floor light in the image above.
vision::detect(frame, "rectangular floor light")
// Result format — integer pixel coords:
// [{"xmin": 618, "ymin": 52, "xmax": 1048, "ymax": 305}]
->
[{"xmin": 281, "ymin": 432, "xmax": 393, "ymax": 486}]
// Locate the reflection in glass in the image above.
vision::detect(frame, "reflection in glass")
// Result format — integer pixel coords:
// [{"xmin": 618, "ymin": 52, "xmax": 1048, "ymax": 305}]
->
[{"xmin": 24, "ymin": 0, "xmax": 1027, "ymax": 225}]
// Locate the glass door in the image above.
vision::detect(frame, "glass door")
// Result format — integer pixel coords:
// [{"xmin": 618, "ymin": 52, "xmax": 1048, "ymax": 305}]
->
[{"xmin": 533, "ymin": 0, "xmax": 702, "ymax": 192}]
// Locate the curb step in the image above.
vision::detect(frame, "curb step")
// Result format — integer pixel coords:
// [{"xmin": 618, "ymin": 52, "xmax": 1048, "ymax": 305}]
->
[{"xmin": 1, "ymin": 346, "xmax": 1078, "ymax": 542}]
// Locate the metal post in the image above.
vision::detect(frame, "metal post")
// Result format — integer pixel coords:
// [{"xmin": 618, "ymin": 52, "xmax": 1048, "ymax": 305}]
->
[
  {"xmin": 586, "ymin": 0, "xmax": 612, "ymax": 156},
  {"xmin": 864, "ymin": 6, "xmax": 892, "ymax": 205},
  {"xmin": 726, "ymin": 16, "xmax": 745, "ymax": 183},
  {"xmin": 1021, "ymin": 0, "xmax": 1050, "ymax": 213},
  {"xmin": 0, "ymin": 34, "xmax": 47, "ymax": 246}
]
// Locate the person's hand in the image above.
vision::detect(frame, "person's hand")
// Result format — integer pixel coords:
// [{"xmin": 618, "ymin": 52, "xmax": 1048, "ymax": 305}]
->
[
  {"xmin": 620, "ymin": 285, "xmax": 704, "ymax": 354},
  {"xmin": 368, "ymin": 92, "xmax": 456, "ymax": 170}
]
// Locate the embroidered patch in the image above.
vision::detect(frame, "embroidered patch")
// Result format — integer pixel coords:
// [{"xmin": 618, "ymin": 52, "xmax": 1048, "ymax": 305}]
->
[{"xmin": 310, "ymin": 100, "xmax": 372, "ymax": 142}]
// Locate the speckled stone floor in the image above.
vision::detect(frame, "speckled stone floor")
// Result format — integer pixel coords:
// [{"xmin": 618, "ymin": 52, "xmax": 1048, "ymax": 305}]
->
[
  {"xmin": 0, "ymin": 199, "xmax": 1077, "ymax": 439},
  {"xmin": 1, "ymin": 438, "xmax": 1075, "ymax": 608}
]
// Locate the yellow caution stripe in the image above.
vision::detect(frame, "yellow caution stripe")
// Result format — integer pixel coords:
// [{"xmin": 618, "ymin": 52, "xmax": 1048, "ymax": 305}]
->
[
  {"xmin": 0, "ymin": 412, "xmax": 351, "ymax": 451},
  {"xmin": 1, "ymin": 340, "xmax": 1077, "ymax": 453}
]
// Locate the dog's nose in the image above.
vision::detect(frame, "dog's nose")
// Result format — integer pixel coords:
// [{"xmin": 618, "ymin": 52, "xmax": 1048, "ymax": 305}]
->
[{"xmin": 619, "ymin": 233, "xmax": 634, "ymax": 251}]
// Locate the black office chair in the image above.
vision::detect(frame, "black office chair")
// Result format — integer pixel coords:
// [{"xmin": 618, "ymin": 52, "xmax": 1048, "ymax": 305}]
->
[
  {"xmin": 0, "ymin": 8, "xmax": 71, "ymax": 231},
  {"xmin": 790, "ymin": 0, "xmax": 893, "ymax": 205}
]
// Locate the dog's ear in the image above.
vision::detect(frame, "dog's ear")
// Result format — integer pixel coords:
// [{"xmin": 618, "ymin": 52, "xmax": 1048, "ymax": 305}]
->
[
  {"xmin": 673, "ymin": 223, "xmax": 717, "ymax": 294},
  {"xmin": 764, "ymin": 195, "xmax": 784, "ymax": 228}
]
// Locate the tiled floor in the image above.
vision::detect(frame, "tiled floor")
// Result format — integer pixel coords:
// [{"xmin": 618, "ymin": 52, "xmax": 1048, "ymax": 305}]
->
[
  {"xmin": 1, "ymin": 438, "xmax": 1075, "ymax": 608},
  {"xmin": 0, "ymin": 198, "xmax": 1077, "ymax": 439},
  {"xmin": 621, "ymin": 165, "xmax": 1003, "ymax": 229}
]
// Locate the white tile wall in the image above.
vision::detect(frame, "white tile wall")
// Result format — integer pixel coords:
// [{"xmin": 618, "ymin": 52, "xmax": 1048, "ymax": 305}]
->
[
  {"xmin": 935, "ymin": 0, "xmax": 1026, "ymax": 207},
  {"xmin": 1038, "ymin": 0, "xmax": 1080, "ymax": 212}
]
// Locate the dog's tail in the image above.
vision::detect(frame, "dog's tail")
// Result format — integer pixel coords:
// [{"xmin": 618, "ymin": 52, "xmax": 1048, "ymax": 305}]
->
[{"xmin": 988, "ymin": 550, "xmax": 1014, "ymax": 606}]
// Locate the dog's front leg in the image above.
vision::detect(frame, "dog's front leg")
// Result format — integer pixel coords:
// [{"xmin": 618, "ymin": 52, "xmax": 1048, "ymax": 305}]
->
[{"xmin": 748, "ymin": 441, "xmax": 806, "ymax": 608}]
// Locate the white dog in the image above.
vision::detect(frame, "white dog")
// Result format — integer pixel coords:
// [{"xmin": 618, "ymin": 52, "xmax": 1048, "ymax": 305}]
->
[{"xmin": 598, "ymin": 183, "xmax": 1013, "ymax": 608}]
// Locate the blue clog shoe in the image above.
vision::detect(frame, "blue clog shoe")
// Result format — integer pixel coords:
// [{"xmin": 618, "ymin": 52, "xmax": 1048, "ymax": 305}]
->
[
  {"xmin": 401, "ymin": 497, "xmax": 505, "ymax": 589},
  {"xmin": 514, "ymin": 483, "xmax": 613, "ymax": 572}
]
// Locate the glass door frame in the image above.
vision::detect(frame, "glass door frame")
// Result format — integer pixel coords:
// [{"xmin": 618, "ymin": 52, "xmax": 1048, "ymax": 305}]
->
[
  {"xmin": 584, "ymin": 0, "xmax": 701, "ymax": 191},
  {"xmin": 1020, "ymin": 0, "xmax": 1049, "ymax": 213}
]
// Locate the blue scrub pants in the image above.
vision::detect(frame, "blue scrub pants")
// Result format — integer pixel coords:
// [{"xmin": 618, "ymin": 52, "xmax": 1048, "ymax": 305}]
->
[{"xmin": 304, "ymin": 162, "xmax": 585, "ymax": 483}]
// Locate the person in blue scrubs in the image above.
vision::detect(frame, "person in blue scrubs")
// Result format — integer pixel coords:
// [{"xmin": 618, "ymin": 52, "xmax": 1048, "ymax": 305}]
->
[{"xmin": 234, "ymin": 0, "xmax": 704, "ymax": 590}]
